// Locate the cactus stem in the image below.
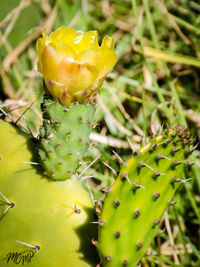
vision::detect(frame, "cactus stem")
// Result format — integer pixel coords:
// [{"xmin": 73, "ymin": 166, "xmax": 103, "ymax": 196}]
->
[
  {"xmin": 15, "ymin": 240, "xmax": 40, "ymax": 251},
  {"xmin": 112, "ymin": 150, "xmax": 126, "ymax": 165},
  {"xmin": 78, "ymin": 154, "xmax": 101, "ymax": 178},
  {"xmin": 102, "ymin": 161, "xmax": 117, "ymax": 176}
]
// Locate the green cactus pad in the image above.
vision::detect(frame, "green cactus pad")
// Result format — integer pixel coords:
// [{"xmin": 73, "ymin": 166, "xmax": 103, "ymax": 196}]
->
[
  {"xmin": 39, "ymin": 96, "xmax": 95, "ymax": 180},
  {"xmin": 98, "ymin": 126, "xmax": 194, "ymax": 266},
  {"xmin": 0, "ymin": 120, "xmax": 98, "ymax": 267}
]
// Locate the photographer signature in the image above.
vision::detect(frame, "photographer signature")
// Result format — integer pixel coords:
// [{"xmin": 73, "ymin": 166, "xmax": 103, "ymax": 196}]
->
[{"xmin": 6, "ymin": 250, "xmax": 35, "ymax": 265}]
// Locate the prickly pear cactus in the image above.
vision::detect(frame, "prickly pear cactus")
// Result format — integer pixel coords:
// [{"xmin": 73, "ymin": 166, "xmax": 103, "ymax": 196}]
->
[
  {"xmin": 98, "ymin": 126, "xmax": 194, "ymax": 266},
  {"xmin": 39, "ymin": 96, "xmax": 95, "ymax": 180},
  {"xmin": 0, "ymin": 120, "xmax": 98, "ymax": 266}
]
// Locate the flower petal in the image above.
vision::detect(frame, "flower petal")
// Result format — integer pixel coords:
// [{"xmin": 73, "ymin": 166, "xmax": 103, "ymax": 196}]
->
[
  {"xmin": 42, "ymin": 46, "xmax": 59, "ymax": 81},
  {"xmin": 58, "ymin": 58, "xmax": 98, "ymax": 94},
  {"xmin": 44, "ymin": 80, "xmax": 65, "ymax": 99},
  {"xmin": 36, "ymin": 37, "xmax": 45, "ymax": 72},
  {"xmin": 97, "ymin": 49, "xmax": 117, "ymax": 78},
  {"xmin": 47, "ymin": 26, "xmax": 76, "ymax": 46},
  {"xmin": 101, "ymin": 36, "xmax": 115, "ymax": 50},
  {"xmin": 51, "ymin": 43, "xmax": 76, "ymax": 62},
  {"xmin": 76, "ymin": 50, "xmax": 100, "ymax": 65},
  {"xmin": 71, "ymin": 31, "xmax": 100, "ymax": 53}
]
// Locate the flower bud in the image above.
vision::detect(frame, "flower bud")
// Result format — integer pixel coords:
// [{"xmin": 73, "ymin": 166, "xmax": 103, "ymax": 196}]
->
[{"xmin": 36, "ymin": 27, "xmax": 117, "ymax": 105}]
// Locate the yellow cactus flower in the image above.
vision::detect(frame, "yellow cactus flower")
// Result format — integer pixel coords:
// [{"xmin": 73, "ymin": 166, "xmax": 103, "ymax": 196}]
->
[{"xmin": 36, "ymin": 26, "xmax": 117, "ymax": 106}]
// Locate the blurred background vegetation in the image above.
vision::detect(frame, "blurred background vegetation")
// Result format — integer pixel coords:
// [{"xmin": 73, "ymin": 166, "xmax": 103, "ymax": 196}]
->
[{"xmin": 0, "ymin": 0, "xmax": 200, "ymax": 266}]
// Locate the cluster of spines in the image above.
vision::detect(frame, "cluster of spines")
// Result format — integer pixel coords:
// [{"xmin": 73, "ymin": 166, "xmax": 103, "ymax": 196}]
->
[{"xmin": 97, "ymin": 125, "xmax": 195, "ymax": 266}]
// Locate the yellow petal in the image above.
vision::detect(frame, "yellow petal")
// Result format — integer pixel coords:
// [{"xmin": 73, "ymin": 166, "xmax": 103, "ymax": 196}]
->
[
  {"xmin": 101, "ymin": 36, "xmax": 115, "ymax": 50},
  {"xmin": 47, "ymin": 26, "xmax": 76, "ymax": 46},
  {"xmin": 97, "ymin": 49, "xmax": 117, "ymax": 78},
  {"xmin": 76, "ymin": 50, "xmax": 100, "ymax": 65},
  {"xmin": 58, "ymin": 58, "xmax": 98, "ymax": 94},
  {"xmin": 71, "ymin": 31, "xmax": 100, "ymax": 53},
  {"xmin": 36, "ymin": 37, "xmax": 45, "ymax": 73},
  {"xmin": 51, "ymin": 43, "xmax": 76, "ymax": 62},
  {"xmin": 42, "ymin": 46, "xmax": 59, "ymax": 81},
  {"xmin": 44, "ymin": 80, "xmax": 65, "ymax": 99}
]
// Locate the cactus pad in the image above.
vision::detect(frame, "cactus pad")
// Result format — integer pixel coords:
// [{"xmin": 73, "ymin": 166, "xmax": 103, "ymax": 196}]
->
[
  {"xmin": 39, "ymin": 96, "xmax": 95, "ymax": 180},
  {"xmin": 0, "ymin": 120, "xmax": 98, "ymax": 266},
  {"xmin": 98, "ymin": 126, "xmax": 194, "ymax": 266}
]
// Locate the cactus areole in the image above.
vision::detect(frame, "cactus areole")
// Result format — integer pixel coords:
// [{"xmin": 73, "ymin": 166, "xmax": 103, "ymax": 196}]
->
[{"xmin": 98, "ymin": 126, "xmax": 194, "ymax": 266}]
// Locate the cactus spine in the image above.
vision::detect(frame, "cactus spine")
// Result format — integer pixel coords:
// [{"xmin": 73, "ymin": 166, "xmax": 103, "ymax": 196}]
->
[{"xmin": 98, "ymin": 126, "xmax": 194, "ymax": 266}]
